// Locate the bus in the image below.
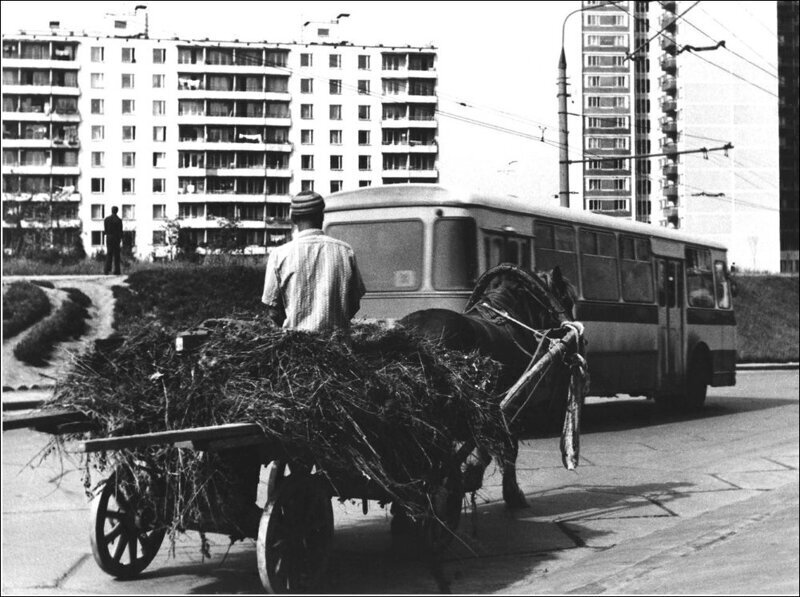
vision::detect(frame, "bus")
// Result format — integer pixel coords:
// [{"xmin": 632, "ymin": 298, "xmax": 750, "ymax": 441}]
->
[{"xmin": 324, "ymin": 184, "xmax": 736, "ymax": 410}]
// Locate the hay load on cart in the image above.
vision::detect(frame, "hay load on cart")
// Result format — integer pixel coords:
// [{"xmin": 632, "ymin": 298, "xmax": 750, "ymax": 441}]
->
[{"xmin": 3, "ymin": 265, "xmax": 588, "ymax": 594}]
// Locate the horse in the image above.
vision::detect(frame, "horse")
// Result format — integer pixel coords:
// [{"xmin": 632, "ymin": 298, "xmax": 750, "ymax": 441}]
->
[{"xmin": 398, "ymin": 264, "xmax": 580, "ymax": 509}]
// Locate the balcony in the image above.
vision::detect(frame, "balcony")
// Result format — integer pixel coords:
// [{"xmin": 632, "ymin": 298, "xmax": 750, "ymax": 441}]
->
[
  {"xmin": 663, "ymin": 185, "xmax": 678, "ymax": 199},
  {"xmin": 661, "ymin": 139, "xmax": 678, "ymax": 155},
  {"xmin": 660, "ymin": 33, "xmax": 677, "ymax": 53},
  {"xmin": 660, "ymin": 14, "xmax": 678, "ymax": 31},
  {"xmin": 660, "ymin": 96, "xmax": 677, "ymax": 112},
  {"xmin": 660, "ymin": 53, "xmax": 676, "ymax": 72},
  {"xmin": 408, "ymin": 168, "xmax": 438, "ymax": 178},
  {"xmin": 2, "ymin": 164, "xmax": 80, "ymax": 176},
  {"xmin": 659, "ymin": 74, "xmax": 677, "ymax": 92},
  {"xmin": 660, "ymin": 117, "xmax": 677, "ymax": 134},
  {"xmin": 177, "ymin": 139, "xmax": 292, "ymax": 152},
  {"xmin": 662, "ymin": 163, "xmax": 678, "ymax": 178}
]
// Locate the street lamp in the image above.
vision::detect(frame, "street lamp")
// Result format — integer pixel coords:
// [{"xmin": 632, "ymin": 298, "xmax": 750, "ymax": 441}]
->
[{"xmin": 557, "ymin": 1, "xmax": 621, "ymax": 208}]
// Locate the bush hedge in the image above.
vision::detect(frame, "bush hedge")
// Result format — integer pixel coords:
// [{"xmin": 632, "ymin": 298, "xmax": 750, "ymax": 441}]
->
[
  {"xmin": 2, "ymin": 281, "xmax": 52, "ymax": 340},
  {"xmin": 13, "ymin": 296, "xmax": 90, "ymax": 366},
  {"xmin": 734, "ymin": 274, "xmax": 799, "ymax": 362}
]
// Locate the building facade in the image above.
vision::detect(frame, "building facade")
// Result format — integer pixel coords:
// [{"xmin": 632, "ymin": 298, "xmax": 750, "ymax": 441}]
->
[
  {"xmin": 580, "ymin": 0, "xmax": 781, "ymax": 272},
  {"xmin": 2, "ymin": 14, "xmax": 438, "ymax": 259},
  {"xmin": 777, "ymin": 0, "xmax": 799, "ymax": 274}
]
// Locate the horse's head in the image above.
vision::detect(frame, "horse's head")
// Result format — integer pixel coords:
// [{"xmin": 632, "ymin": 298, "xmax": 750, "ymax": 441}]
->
[{"xmin": 535, "ymin": 266, "xmax": 578, "ymax": 322}]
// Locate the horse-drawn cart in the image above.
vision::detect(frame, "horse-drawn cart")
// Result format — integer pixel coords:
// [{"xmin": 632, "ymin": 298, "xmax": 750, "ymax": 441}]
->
[{"xmin": 3, "ymin": 266, "xmax": 587, "ymax": 594}]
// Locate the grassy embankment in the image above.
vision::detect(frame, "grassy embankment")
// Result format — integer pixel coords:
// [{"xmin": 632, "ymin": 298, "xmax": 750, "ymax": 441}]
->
[
  {"xmin": 2, "ymin": 281, "xmax": 52, "ymax": 340},
  {"xmin": 734, "ymin": 274, "xmax": 799, "ymax": 363}
]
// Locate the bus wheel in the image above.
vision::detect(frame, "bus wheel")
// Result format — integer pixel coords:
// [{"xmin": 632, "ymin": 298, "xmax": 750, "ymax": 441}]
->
[{"xmin": 684, "ymin": 354, "xmax": 709, "ymax": 410}]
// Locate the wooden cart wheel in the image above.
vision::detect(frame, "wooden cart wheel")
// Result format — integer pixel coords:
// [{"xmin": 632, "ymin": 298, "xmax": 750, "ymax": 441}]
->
[
  {"xmin": 257, "ymin": 474, "xmax": 333, "ymax": 594},
  {"xmin": 90, "ymin": 470, "xmax": 167, "ymax": 579}
]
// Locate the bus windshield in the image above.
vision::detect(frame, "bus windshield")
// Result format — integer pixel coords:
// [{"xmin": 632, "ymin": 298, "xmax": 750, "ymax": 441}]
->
[{"xmin": 433, "ymin": 218, "xmax": 477, "ymax": 290}]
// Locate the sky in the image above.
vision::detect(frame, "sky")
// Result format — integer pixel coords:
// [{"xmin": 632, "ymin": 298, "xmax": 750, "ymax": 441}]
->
[{"xmin": 0, "ymin": 1, "xmax": 782, "ymax": 213}]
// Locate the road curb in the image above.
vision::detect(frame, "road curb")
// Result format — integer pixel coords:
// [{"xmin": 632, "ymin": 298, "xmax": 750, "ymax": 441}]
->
[{"xmin": 737, "ymin": 362, "xmax": 799, "ymax": 371}]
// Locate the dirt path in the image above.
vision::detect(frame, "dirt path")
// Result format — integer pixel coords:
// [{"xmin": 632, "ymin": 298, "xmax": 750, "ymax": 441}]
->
[{"xmin": 2, "ymin": 276, "xmax": 124, "ymax": 390}]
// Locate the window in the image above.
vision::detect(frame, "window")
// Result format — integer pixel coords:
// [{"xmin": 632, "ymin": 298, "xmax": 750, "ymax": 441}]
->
[
  {"xmin": 91, "ymin": 46, "xmax": 104, "ymax": 62},
  {"xmin": 153, "ymin": 178, "xmax": 166, "ymax": 193},
  {"xmin": 91, "ymin": 151, "xmax": 104, "ymax": 167},
  {"xmin": 121, "ymin": 47, "xmax": 135, "ymax": 63},
  {"xmin": 300, "ymin": 53, "xmax": 312, "ymax": 67},
  {"xmin": 300, "ymin": 104, "xmax": 313, "ymax": 119},
  {"xmin": 358, "ymin": 105, "xmax": 371, "ymax": 120},
  {"xmin": 358, "ymin": 130, "xmax": 370, "ymax": 145},
  {"xmin": 534, "ymin": 222, "xmax": 578, "ymax": 286},
  {"xmin": 152, "ymin": 74, "xmax": 165, "ymax": 88},
  {"xmin": 122, "ymin": 99, "xmax": 135, "ymax": 114},
  {"xmin": 91, "ymin": 204, "xmax": 105, "ymax": 219},
  {"xmin": 358, "ymin": 80, "xmax": 370, "ymax": 95},
  {"xmin": 301, "ymin": 78, "xmax": 313, "ymax": 93},
  {"xmin": 357, "ymin": 155, "xmax": 371, "ymax": 171},
  {"xmin": 152, "ymin": 100, "xmax": 166, "ymax": 116},
  {"xmin": 327, "ymin": 220, "xmax": 424, "ymax": 291},
  {"xmin": 619, "ymin": 236, "xmax": 654, "ymax": 302},
  {"xmin": 122, "ymin": 204, "xmax": 135, "ymax": 219},
  {"xmin": 301, "ymin": 130, "xmax": 314, "ymax": 145},
  {"xmin": 122, "ymin": 126, "xmax": 136, "ymax": 141},
  {"xmin": 301, "ymin": 180, "xmax": 314, "ymax": 192},
  {"xmin": 586, "ymin": 136, "xmax": 629, "ymax": 150},
  {"xmin": 153, "ymin": 204, "xmax": 166, "ymax": 219},
  {"xmin": 359, "ymin": 180, "xmax": 372, "ymax": 187},
  {"xmin": 329, "ymin": 54, "xmax": 341, "ymax": 68},
  {"xmin": 122, "ymin": 152, "xmax": 136, "ymax": 167},
  {"xmin": 586, "ymin": 95, "xmax": 629, "ymax": 109},
  {"xmin": 579, "ymin": 229, "xmax": 619, "ymax": 300},
  {"xmin": 358, "ymin": 55, "xmax": 370, "ymax": 70},
  {"xmin": 91, "ymin": 231, "xmax": 104, "ymax": 246},
  {"xmin": 434, "ymin": 218, "xmax": 478, "ymax": 290},
  {"xmin": 122, "ymin": 178, "xmax": 135, "ymax": 194},
  {"xmin": 383, "ymin": 79, "xmax": 406, "ymax": 95},
  {"xmin": 91, "ymin": 99, "xmax": 104, "ymax": 114},
  {"xmin": 91, "ymin": 179, "xmax": 105, "ymax": 194},
  {"xmin": 91, "ymin": 125, "xmax": 105, "ymax": 140},
  {"xmin": 153, "ymin": 126, "xmax": 166, "ymax": 142},
  {"xmin": 153, "ymin": 152, "xmax": 166, "ymax": 168},
  {"xmin": 153, "ymin": 48, "xmax": 166, "ymax": 63},
  {"xmin": 121, "ymin": 73, "xmax": 134, "ymax": 88},
  {"xmin": 686, "ymin": 247, "xmax": 715, "ymax": 308},
  {"xmin": 714, "ymin": 261, "xmax": 732, "ymax": 309},
  {"xmin": 330, "ymin": 155, "xmax": 342, "ymax": 171},
  {"xmin": 91, "ymin": 73, "xmax": 104, "ymax": 88},
  {"xmin": 330, "ymin": 180, "xmax": 343, "ymax": 193},
  {"xmin": 330, "ymin": 130, "xmax": 342, "ymax": 145},
  {"xmin": 152, "ymin": 230, "xmax": 166, "ymax": 245},
  {"xmin": 329, "ymin": 79, "xmax": 342, "ymax": 94},
  {"xmin": 301, "ymin": 155, "xmax": 314, "ymax": 170}
]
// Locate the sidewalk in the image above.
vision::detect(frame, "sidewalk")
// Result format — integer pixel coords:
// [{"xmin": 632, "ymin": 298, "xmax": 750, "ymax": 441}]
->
[{"xmin": 506, "ymin": 479, "xmax": 800, "ymax": 595}]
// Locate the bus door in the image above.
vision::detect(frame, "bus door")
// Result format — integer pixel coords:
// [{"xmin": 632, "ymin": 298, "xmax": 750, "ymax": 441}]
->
[{"xmin": 657, "ymin": 258, "xmax": 684, "ymax": 388}]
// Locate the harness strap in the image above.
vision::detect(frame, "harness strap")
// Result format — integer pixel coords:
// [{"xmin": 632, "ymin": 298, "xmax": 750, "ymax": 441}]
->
[{"xmin": 478, "ymin": 302, "xmax": 551, "ymax": 343}]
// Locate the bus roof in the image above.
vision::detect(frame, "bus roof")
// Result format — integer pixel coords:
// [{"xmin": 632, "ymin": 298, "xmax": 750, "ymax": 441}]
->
[{"xmin": 326, "ymin": 184, "xmax": 728, "ymax": 251}]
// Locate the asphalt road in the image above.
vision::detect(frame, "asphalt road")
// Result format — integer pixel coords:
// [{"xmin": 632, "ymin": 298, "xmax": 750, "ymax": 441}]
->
[{"xmin": 2, "ymin": 369, "xmax": 798, "ymax": 595}]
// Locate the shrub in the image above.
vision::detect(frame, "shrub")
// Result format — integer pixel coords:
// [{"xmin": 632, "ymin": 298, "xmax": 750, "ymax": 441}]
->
[
  {"xmin": 62, "ymin": 287, "xmax": 93, "ymax": 309},
  {"xmin": 13, "ymin": 297, "xmax": 90, "ymax": 366},
  {"xmin": 3, "ymin": 281, "xmax": 52, "ymax": 340},
  {"xmin": 114, "ymin": 266, "xmax": 265, "ymax": 333},
  {"xmin": 735, "ymin": 275, "xmax": 799, "ymax": 362}
]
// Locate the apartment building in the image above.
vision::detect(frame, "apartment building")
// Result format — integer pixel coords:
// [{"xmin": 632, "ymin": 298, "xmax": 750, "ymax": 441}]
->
[
  {"xmin": 581, "ymin": 0, "xmax": 653, "ymax": 222},
  {"xmin": 777, "ymin": 0, "xmax": 799, "ymax": 274},
  {"xmin": 1, "ymin": 14, "xmax": 438, "ymax": 259},
  {"xmin": 581, "ymin": 1, "xmax": 780, "ymax": 271}
]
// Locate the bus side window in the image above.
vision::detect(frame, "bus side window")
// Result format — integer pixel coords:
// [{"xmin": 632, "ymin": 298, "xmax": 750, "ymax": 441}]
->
[
  {"xmin": 534, "ymin": 222, "xmax": 578, "ymax": 290},
  {"xmin": 579, "ymin": 229, "xmax": 619, "ymax": 301},
  {"xmin": 686, "ymin": 247, "xmax": 715, "ymax": 308},
  {"xmin": 483, "ymin": 232, "xmax": 531, "ymax": 270},
  {"xmin": 714, "ymin": 260, "xmax": 731, "ymax": 309},
  {"xmin": 620, "ymin": 235, "xmax": 654, "ymax": 302},
  {"xmin": 657, "ymin": 260, "xmax": 667, "ymax": 306}
]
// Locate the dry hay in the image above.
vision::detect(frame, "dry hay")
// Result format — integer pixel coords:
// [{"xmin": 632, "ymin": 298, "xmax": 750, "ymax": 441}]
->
[{"xmin": 47, "ymin": 316, "xmax": 507, "ymax": 540}]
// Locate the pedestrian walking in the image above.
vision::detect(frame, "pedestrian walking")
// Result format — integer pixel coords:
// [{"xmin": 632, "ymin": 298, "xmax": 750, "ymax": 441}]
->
[{"xmin": 104, "ymin": 206, "xmax": 123, "ymax": 275}]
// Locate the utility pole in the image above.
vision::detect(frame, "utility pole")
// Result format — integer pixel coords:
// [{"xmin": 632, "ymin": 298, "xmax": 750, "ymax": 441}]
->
[{"xmin": 557, "ymin": 48, "xmax": 570, "ymax": 208}]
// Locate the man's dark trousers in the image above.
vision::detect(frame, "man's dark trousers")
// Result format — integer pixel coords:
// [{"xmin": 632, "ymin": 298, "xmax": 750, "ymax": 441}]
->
[{"xmin": 105, "ymin": 240, "xmax": 121, "ymax": 275}]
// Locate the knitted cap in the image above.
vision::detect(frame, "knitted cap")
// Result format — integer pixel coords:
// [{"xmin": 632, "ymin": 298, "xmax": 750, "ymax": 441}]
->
[{"xmin": 291, "ymin": 191, "xmax": 325, "ymax": 216}]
